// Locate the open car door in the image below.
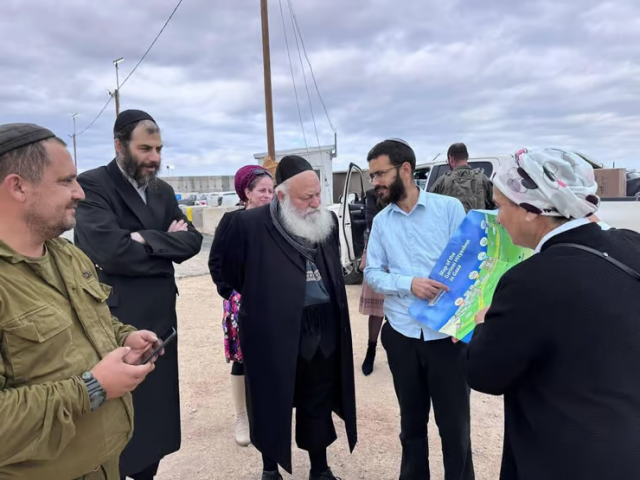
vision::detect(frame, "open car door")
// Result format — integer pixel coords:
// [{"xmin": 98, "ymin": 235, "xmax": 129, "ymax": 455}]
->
[{"xmin": 339, "ymin": 163, "xmax": 366, "ymax": 284}]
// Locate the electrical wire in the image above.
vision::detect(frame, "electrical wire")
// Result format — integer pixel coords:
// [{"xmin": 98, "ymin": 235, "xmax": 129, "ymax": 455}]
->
[
  {"xmin": 75, "ymin": 0, "xmax": 185, "ymax": 136},
  {"xmin": 278, "ymin": 0, "xmax": 309, "ymax": 153},
  {"xmin": 119, "ymin": 0, "xmax": 185, "ymax": 88},
  {"xmin": 76, "ymin": 95, "xmax": 113, "ymax": 136},
  {"xmin": 287, "ymin": 0, "xmax": 336, "ymax": 134},
  {"xmin": 287, "ymin": 0, "xmax": 321, "ymax": 150}
]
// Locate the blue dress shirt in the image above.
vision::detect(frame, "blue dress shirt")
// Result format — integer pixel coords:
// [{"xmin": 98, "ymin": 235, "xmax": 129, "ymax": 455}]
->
[{"xmin": 364, "ymin": 188, "xmax": 466, "ymax": 341}]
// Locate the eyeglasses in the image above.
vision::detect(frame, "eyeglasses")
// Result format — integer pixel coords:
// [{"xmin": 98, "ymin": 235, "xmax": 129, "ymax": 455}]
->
[{"xmin": 369, "ymin": 166, "xmax": 399, "ymax": 182}]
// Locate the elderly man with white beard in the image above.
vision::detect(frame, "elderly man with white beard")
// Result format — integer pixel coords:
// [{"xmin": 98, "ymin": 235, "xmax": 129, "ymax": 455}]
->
[{"xmin": 219, "ymin": 155, "xmax": 357, "ymax": 480}]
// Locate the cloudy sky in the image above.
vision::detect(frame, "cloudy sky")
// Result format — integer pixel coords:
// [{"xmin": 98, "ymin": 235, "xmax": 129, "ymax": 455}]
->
[{"xmin": 2, "ymin": 0, "xmax": 639, "ymax": 176}]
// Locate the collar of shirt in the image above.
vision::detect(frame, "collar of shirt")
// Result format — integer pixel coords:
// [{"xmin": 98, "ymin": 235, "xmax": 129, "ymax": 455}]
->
[
  {"xmin": 0, "ymin": 237, "xmax": 70, "ymax": 264},
  {"xmin": 389, "ymin": 186, "xmax": 427, "ymax": 216},
  {"xmin": 534, "ymin": 217, "xmax": 590, "ymax": 253}
]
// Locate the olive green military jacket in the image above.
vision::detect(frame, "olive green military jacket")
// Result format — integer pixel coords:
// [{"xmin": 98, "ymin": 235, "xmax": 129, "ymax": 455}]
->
[
  {"xmin": 0, "ymin": 238, "xmax": 136, "ymax": 480},
  {"xmin": 430, "ymin": 164, "xmax": 495, "ymax": 213}
]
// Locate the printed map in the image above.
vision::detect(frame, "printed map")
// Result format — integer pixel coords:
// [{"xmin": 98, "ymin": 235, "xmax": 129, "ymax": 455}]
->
[{"xmin": 408, "ymin": 210, "xmax": 532, "ymax": 342}]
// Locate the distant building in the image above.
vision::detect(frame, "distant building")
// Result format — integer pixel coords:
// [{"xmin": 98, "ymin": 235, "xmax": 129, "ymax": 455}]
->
[
  {"xmin": 162, "ymin": 175, "xmax": 235, "ymax": 194},
  {"xmin": 161, "ymin": 144, "xmax": 339, "ymax": 200},
  {"xmin": 254, "ymin": 145, "xmax": 336, "ymax": 205}
]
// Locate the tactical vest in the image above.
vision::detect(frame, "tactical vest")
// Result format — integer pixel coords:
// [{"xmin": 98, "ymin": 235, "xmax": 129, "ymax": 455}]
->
[{"xmin": 441, "ymin": 167, "xmax": 488, "ymax": 213}]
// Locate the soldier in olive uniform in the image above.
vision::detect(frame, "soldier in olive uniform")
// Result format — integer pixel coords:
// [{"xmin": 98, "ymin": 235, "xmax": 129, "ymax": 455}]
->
[
  {"xmin": 430, "ymin": 142, "xmax": 495, "ymax": 212},
  {"xmin": 0, "ymin": 123, "xmax": 162, "ymax": 480}
]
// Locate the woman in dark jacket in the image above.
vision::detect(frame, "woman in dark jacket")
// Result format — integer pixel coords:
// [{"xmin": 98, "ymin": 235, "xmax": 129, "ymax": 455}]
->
[
  {"xmin": 359, "ymin": 188, "xmax": 388, "ymax": 375},
  {"xmin": 464, "ymin": 147, "xmax": 640, "ymax": 480},
  {"xmin": 208, "ymin": 165, "xmax": 274, "ymax": 447}
]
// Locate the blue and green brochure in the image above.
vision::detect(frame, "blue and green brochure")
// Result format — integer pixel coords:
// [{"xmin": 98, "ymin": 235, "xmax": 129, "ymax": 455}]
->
[{"xmin": 408, "ymin": 210, "xmax": 532, "ymax": 342}]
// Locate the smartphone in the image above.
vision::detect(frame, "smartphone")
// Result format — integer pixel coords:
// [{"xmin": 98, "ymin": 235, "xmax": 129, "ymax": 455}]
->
[{"xmin": 141, "ymin": 327, "xmax": 177, "ymax": 365}]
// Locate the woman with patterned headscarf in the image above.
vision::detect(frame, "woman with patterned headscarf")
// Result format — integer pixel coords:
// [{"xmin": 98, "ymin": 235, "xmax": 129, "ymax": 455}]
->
[
  {"xmin": 208, "ymin": 165, "xmax": 274, "ymax": 447},
  {"xmin": 462, "ymin": 147, "xmax": 640, "ymax": 480}
]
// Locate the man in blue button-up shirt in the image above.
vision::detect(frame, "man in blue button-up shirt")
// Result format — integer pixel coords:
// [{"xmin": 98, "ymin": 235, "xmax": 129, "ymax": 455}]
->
[{"xmin": 364, "ymin": 139, "xmax": 474, "ymax": 480}]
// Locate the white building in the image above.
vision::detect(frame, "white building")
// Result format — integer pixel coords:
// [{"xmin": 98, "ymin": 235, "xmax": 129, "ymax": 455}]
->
[{"xmin": 253, "ymin": 144, "xmax": 337, "ymax": 205}]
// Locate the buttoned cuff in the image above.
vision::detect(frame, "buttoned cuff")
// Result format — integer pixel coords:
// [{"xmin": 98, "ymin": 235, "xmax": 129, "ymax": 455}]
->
[{"xmin": 397, "ymin": 276, "xmax": 414, "ymax": 296}]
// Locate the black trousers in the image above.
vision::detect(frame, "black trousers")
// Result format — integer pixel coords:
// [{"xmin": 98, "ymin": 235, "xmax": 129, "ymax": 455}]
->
[
  {"xmin": 120, "ymin": 460, "xmax": 159, "ymax": 480},
  {"xmin": 381, "ymin": 321, "xmax": 474, "ymax": 480},
  {"xmin": 293, "ymin": 349, "xmax": 338, "ymax": 451}
]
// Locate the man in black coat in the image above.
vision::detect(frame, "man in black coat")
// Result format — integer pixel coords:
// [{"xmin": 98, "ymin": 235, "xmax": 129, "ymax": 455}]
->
[
  {"xmin": 219, "ymin": 155, "xmax": 357, "ymax": 480},
  {"xmin": 464, "ymin": 147, "xmax": 640, "ymax": 479},
  {"xmin": 74, "ymin": 110, "xmax": 203, "ymax": 480}
]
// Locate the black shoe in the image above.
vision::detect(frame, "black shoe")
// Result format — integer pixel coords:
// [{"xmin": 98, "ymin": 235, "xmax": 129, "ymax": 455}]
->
[
  {"xmin": 309, "ymin": 468, "xmax": 341, "ymax": 479},
  {"xmin": 262, "ymin": 471, "xmax": 283, "ymax": 480},
  {"xmin": 361, "ymin": 341, "xmax": 377, "ymax": 376}
]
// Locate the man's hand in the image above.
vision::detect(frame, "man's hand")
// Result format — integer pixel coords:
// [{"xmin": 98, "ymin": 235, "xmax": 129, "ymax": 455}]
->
[
  {"xmin": 167, "ymin": 220, "xmax": 188, "ymax": 233},
  {"xmin": 130, "ymin": 232, "xmax": 147, "ymax": 245},
  {"xmin": 123, "ymin": 330, "xmax": 163, "ymax": 365},
  {"xmin": 90, "ymin": 347, "xmax": 155, "ymax": 400},
  {"xmin": 411, "ymin": 278, "xmax": 449, "ymax": 300}
]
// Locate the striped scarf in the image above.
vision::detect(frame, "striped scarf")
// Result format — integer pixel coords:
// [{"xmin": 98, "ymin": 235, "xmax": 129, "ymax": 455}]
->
[{"xmin": 269, "ymin": 197, "xmax": 317, "ymax": 262}]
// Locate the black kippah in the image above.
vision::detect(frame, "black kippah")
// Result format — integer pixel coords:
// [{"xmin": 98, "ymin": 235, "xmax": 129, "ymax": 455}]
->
[
  {"xmin": 275, "ymin": 155, "xmax": 313, "ymax": 184},
  {"xmin": 113, "ymin": 109, "xmax": 156, "ymax": 134},
  {"xmin": 0, "ymin": 123, "xmax": 56, "ymax": 158}
]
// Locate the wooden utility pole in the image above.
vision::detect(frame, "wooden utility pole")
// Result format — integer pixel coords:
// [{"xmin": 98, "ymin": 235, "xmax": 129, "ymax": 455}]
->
[
  {"xmin": 70, "ymin": 113, "xmax": 78, "ymax": 167},
  {"xmin": 113, "ymin": 58, "xmax": 124, "ymax": 116},
  {"xmin": 260, "ymin": 0, "xmax": 276, "ymax": 162},
  {"xmin": 114, "ymin": 89, "xmax": 121, "ymax": 117}
]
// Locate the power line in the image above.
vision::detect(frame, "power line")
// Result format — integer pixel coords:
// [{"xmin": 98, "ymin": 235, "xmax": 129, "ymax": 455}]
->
[
  {"xmin": 120, "ymin": 0, "xmax": 185, "ymax": 88},
  {"xmin": 75, "ymin": 0, "xmax": 185, "ymax": 136},
  {"xmin": 278, "ymin": 0, "xmax": 308, "ymax": 153},
  {"xmin": 76, "ymin": 95, "xmax": 113, "ymax": 136},
  {"xmin": 287, "ymin": 0, "xmax": 336, "ymax": 134},
  {"xmin": 287, "ymin": 0, "xmax": 321, "ymax": 150}
]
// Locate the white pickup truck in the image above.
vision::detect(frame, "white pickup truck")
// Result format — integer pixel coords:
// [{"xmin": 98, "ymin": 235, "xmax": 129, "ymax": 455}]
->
[{"xmin": 329, "ymin": 152, "xmax": 640, "ymax": 284}]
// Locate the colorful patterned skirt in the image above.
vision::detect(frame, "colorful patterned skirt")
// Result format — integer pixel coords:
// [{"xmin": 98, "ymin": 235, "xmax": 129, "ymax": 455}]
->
[
  {"xmin": 359, "ymin": 280, "xmax": 385, "ymax": 317},
  {"xmin": 358, "ymin": 250, "xmax": 385, "ymax": 317},
  {"xmin": 223, "ymin": 291, "xmax": 242, "ymax": 363}
]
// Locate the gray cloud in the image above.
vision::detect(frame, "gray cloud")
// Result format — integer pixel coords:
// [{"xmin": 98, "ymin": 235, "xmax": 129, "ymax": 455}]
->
[{"xmin": 1, "ymin": 0, "xmax": 638, "ymax": 177}]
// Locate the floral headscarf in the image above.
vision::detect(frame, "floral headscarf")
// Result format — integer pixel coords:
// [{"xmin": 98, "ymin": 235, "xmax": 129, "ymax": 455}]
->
[{"xmin": 492, "ymin": 147, "xmax": 600, "ymax": 219}]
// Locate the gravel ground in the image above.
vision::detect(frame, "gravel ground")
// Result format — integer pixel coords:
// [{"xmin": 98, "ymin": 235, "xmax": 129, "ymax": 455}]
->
[
  {"xmin": 156, "ymin": 275, "xmax": 505, "ymax": 480},
  {"xmin": 61, "ymin": 231, "xmax": 504, "ymax": 479}
]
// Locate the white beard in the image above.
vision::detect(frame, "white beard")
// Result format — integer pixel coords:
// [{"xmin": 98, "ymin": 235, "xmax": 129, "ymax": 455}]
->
[{"xmin": 280, "ymin": 195, "xmax": 334, "ymax": 243}]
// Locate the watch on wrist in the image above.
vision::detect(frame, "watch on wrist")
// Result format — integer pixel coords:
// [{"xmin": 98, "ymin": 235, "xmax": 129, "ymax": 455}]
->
[{"xmin": 81, "ymin": 371, "xmax": 106, "ymax": 411}]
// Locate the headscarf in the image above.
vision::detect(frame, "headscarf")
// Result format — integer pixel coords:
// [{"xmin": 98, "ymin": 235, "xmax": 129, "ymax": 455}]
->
[
  {"xmin": 492, "ymin": 147, "xmax": 600, "ymax": 219},
  {"xmin": 234, "ymin": 165, "xmax": 272, "ymax": 202}
]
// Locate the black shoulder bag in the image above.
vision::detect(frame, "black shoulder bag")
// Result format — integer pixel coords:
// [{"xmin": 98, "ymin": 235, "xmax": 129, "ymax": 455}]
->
[{"xmin": 550, "ymin": 243, "xmax": 640, "ymax": 281}]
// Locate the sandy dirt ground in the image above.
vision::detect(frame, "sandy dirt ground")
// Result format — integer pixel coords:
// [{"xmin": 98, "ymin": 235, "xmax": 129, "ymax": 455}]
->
[
  {"xmin": 59, "ymin": 231, "xmax": 505, "ymax": 478},
  {"xmin": 154, "ymin": 268, "xmax": 505, "ymax": 479}
]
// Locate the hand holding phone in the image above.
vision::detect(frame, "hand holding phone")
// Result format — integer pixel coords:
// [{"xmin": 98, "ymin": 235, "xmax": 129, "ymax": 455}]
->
[{"xmin": 140, "ymin": 327, "xmax": 177, "ymax": 365}]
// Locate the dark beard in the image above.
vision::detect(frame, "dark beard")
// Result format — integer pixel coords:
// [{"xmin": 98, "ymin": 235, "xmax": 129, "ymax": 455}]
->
[
  {"xmin": 376, "ymin": 173, "xmax": 407, "ymax": 204},
  {"xmin": 120, "ymin": 148, "xmax": 160, "ymax": 188}
]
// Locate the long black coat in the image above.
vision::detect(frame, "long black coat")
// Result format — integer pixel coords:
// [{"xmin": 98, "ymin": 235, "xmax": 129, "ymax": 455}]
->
[
  {"xmin": 208, "ymin": 209, "xmax": 241, "ymax": 300},
  {"xmin": 74, "ymin": 160, "xmax": 203, "ymax": 474},
  {"xmin": 218, "ymin": 205, "xmax": 357, "ymax": 473},
  {"xmin": 464, "ymin": 223, "xmax": 640, "ymax": 480}
]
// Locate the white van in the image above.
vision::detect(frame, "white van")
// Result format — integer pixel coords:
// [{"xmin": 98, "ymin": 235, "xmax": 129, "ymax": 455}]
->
[{"xmin": 329, "ymin": 152, "xmax": 640, "ymax": 284}]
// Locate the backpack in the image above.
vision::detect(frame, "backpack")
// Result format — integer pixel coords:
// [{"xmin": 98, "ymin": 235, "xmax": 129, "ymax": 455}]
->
[{"xmin": 442, "ymin": 168, "xmax": 487, "ymax": 213}]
